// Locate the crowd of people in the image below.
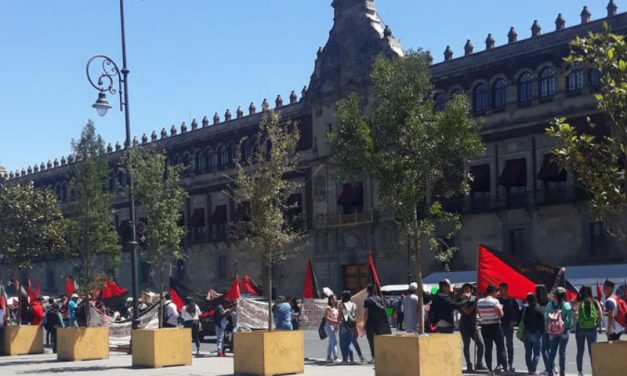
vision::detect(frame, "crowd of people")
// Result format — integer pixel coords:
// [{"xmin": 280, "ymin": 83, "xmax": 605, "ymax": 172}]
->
[{"xmin": 390, "ymin": 279, "xmax": 624, "ymax": 376}]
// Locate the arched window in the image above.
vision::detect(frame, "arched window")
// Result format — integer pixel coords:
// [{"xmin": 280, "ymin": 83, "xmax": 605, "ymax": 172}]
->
[
  {"xmin": 493, "ymin": 79, "xmax": 508, "ymax": 109},
  {"xmin": 228, "ymin": 143, "xmax": 235, "ymax": 167},
  {"xmin": 450, "ymin": 88, "xmax": 464, "ymax": 98},
  {"xmin": 472, "ymin": 83, "xmax": 488, "ymax": 113},
  {"xmin": 242, "ymin": 139, "xmax": 252, "ymax": 162},
  {"xmin": 539, "ymin": 68, "xmax": 556, "ymax": 99},
  {"xmin": 196, "ymin": 150, "xmax": 206, "ymax": 172},
  {"xmin": 567, "ymin": 64, "xmax": 584, "ymax": 92},
  {"xmin": 518, "ymin": 72, "xmax": 534, "ymax": 104},
  {"xmin": 205, "ymin": 149, "xmax": 214, "ymax": 172},
  {"xmin": 434, "ymin": 92, "xmax": 447, "ymax": 112}
]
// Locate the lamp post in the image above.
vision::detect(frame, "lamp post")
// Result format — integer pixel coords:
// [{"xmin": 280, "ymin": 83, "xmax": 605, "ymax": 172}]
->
[{"xmin": 85, "ymin": 0, "xmax": 140, "ymax": 331}]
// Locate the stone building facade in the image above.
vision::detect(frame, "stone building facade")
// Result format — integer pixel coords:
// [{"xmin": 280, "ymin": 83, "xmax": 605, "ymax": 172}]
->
[{"xmin": 1, "ymin": 0, "xmax": 626, "ymax": 297}]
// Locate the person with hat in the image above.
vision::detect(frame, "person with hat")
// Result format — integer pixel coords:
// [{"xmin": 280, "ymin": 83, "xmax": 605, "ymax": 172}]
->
[
  {"xmin": 430, "ymin": 279, "xmax": 461, "ymax": 334},
  {"xmin": 68, "ymin": 294, "xmax": 79, "ymax": 327},
  {"xmin": 403, "ymin": 282, "xmax": 421, "ymax": 334}
]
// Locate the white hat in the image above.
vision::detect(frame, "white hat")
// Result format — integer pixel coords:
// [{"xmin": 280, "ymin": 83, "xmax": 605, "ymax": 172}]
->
[
  {"xmin": 409, "ymin": 282, "xmax": 418, "ymax": 291},
  {"xmin": 71, "ymin": 293, "xmax": 79, "ymax": 299},
  {"xmin": 126, "ymin": 297, "xmax": 133, "ymax": 303}
]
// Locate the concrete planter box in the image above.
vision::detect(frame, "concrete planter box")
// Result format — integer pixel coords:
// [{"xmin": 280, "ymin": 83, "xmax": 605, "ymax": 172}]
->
[
  {"xmin": 591, "ymin": 340, "xmax": 627, "ymax": 376},
  {"xmin": 234, "ymin": 330, "xmax": 304, "ymax": 376},
  {"xmin": 57, "ymin": 327, "xmax": 110, "ymax": 361},
  {"xmin": 2, "ymin": 325, "xmax": 44, "ymax": 356},
  {"xmin": 131, "ymin": 328, "xmax": 192, "ymax": 368},
  {"xmin": 375, "ymin": 333, "xmax": 462, "ymax": 376}
]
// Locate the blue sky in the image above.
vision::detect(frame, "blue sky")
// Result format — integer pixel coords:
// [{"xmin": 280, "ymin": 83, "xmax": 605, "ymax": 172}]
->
[{"xmin": 0, "ymin": 1, "xmax": 614, "ymax": 172}]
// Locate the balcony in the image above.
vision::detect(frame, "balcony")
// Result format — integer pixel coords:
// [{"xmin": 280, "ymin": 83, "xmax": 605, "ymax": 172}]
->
[{"xmin": 325, "ymin": 210, "xmax": 374, "ymax": 228}]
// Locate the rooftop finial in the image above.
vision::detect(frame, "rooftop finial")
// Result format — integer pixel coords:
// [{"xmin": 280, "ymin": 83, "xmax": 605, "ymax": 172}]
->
[
  {"xmin": 115, "ymin": 141, "xmax": 122, "ymax": 151},
  {"xmin": 249, "ymin": 102, "xmax": 257, "ymax": 115},
  {"xmin": 581, "ymin": 6, "xmax": 591, "ymax": 24},
  {"xmin": 301, "ymin": 86, "xmax": 308, "ymax": 100},
  {"xmin": 191, "ymin": 118, "xmax": 198, "ymax": 130},
  {"xmin": 151, "ymin": 131, "xmax": 157, "ymax": 141},
  {"xmin": 180, "ymin": 122, "xmax": 187, "ymax": 133},
  {"xmin": 383, "ymin": 25, "xmax": 393, "ymax": 38},
  {"xmin": 289, "ymin": 90, "xmax": 298, "ymax": 104},
  {"xmin": 132, "ymin": 136, "xmax": 139, "ymax": 146},
  {"xmin": 485, "ymin": 34, "xmax": 495, "ymax": 49},
  {"xmin": 213, "ymin": 112, "xmax": 220, "ymax": 124},
  {"xmin": 202, "ymin": 115, "xmax": 209, "ymax": 127},
  {"xmin": 464, "ymin": 40, "xmax": 474, "ymax": 56},
  {"xmin": 531, "ymin": 20, "xmax": 541, "ymax": 37},
  {"xmin": 107, "ymin": 143, "xmax": 113, "ymax": 153},
  {"xmin": 236, "ymin": 106, "xmax": 244, "ymax": 118},
  {"xmin": 608, "ymin": 0, "xmax": 618, "ymax": 16},
  {"xmin": 508, "ymin": 27, "xmax": 518, "ymax": 44},
  {"xmin": 444, "ymin": 45, "xmax": 453, "ymax": 61},
  {"xmin": 555, "ymin": 13, "xmax": 566, "ymax": 30},
  {"xmin": 161, "ymin": 128, "xmax": 167, "ymax": 139},
  {"xmin": 425, "ymin": 51, "xmax": 433, "ymax": 64},
  {"xmin": 262, "ymin": 98, "xmax": 270, "ymax": 112},
  {"xmin": 275, "ymin": 95, "xmax": 283, "ymax": 108},
  {"xmin": 141, "ymin": 133, "xmax": 148, "ymax": 144},
  {"xmin": 170, "ymin": 124, "xmax": 177, "ymax": 136},
  {"xmin": 225, "ymin": 109, "xmax": 232, "ymax": 121}
]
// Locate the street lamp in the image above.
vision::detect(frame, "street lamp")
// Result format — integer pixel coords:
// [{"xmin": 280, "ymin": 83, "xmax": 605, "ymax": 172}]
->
[{"xmin": 85, "ymin": 0, "xmax": 140, "ymax": 332}]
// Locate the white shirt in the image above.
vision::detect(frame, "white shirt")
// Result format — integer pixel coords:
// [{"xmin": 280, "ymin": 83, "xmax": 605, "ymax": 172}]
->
[
  {"xmin": 340, "ymin": 301, "xmax": 356, "ymax": 322},
  {"xmin": 164, "ymin": 301, "xmax": 179, "ymax": 326},
  {"xmin": 181, "ymin": 304, "xmax": 200, "ymax": 321},
  {"xmin": 604, "ymin": 296, "xmax": 625, "ymax": 334}
]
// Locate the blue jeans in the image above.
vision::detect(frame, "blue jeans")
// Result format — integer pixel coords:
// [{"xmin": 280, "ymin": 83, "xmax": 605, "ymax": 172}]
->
[
  {"xmin": 339, "ymin": 325, "xmax": 355, "ymax": 361},
  {"xmin": 576, "ymin": 326, "xmax": 597, "ymax": 373},
  {"xmin": 548, "ymin": 332, "xmax": 569, "ymax": 374},
  {"xmin": 502, "ymin": 325, "xmax": 514, "ymax": 368},
  {"xmin": 523, "ymin": 331, "xmax": 542, "ymax": 373},
  {"xmin": 216, "ymin": 324, "xmax": 226, "ymax": 352},
  {"xmin": 541, "ymin": 332, "xmax": 551, "ymax": 373},
  {"xmin": 324, "ymin": 322, "xmax": 337, "ymax": 359}
]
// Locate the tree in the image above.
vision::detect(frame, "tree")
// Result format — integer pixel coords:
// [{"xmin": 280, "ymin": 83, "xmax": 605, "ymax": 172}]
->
[
  {"xmin": 231, "ymin": 111, "xmax": 305, "ymax": 330},
  {"xmin": 0, "ymin": 182, "xmax": 67, "ymax": 324},
  {"xmin": 329, "ymin": 51, "xmax": 484, "ymax": 334},
  {"xmin": 127, "ymin": 146, "xmax": 188, "ymax": 327},
  {"xmin": 548, "ymin": 28, "xmax": 627, "ymax": 241},
  {"xmin": 67, "ymin": 121, "xmax": 121, "ymax": 289}
]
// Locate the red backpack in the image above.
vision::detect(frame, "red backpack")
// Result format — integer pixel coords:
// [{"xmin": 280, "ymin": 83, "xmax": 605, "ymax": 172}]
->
[{"xmin": 613, "ymin": 296, "xmax": 627, "ymax": 327}]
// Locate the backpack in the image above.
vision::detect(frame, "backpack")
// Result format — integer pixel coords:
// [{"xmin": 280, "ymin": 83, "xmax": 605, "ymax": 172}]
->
[
  {"xmin": 610, "ymin": 296, "xmax": 627, "ymax": 327},
  {"xmin": 341, "ymin": 303, "xmax": 357, "ymax": 329},
  {"xmin": 578, "ymin": 301, "xmax": 598, "ymax": 330},
  {"xmin": 546, "ymin": 303, "xmax": 565, "ymax": 335}
]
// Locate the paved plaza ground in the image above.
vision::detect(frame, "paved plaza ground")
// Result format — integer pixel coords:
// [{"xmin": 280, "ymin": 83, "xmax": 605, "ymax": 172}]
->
[{"xmin": 0, "ymin": 331, "xmax": 598, "ymax": 375}]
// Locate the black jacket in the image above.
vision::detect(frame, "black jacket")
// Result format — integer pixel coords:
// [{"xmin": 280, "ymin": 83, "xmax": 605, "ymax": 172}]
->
[{"xmin": 431, "ymin": 293, "xmax": 461, "ymax": 326}]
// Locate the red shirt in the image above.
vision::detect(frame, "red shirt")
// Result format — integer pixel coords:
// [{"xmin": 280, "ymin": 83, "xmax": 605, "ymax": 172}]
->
[{"xmin": 30, "ymin": 302, "xmax": 45, "ymax": 325}]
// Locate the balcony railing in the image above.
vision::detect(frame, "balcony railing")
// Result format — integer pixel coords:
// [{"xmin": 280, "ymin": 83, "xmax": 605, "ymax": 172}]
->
[
  {"xmin": 464, "ymin": 185, "xmax": 588, "ymax": 214},
  {"xmin": 325, "ymin": 210, "xmax": 374, "ymax": 228}
]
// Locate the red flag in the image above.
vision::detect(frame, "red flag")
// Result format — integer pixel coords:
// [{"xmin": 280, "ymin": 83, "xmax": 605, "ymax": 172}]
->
[
  {"xmin": 597, "ymin": 281, "xmax": 604, "ymax": 301},
  {"xmin": 368, "ymin": 251, "xmax": 381, "ymax": 290},
  {"xmin": 477, "ymin": 244, "xmax": 576, "ymax": 300},
  {"xmin": 0, "ymin": 284, "xmax": 7, "ymax": 311},
  {"xmin": 66, "ymin": 275, "xmax": 78, "ymax": 297},
  {"xmin": 241, "ymin": 275, "xmax": 263, "ymax": 296},
  {"xmin": 225, "ymin": 276, "xmax": 241, "ymax": 301},
  {"xmin": 303, "ymin": 260, "xmax": 321, "ymax": 299},
  {"xmin": 101, "ymin": 280, "xmax": 128, "ymax": 299}
]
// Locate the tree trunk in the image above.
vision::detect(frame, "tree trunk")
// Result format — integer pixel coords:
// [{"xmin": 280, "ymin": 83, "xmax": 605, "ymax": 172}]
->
[
  {"xmin": 411, "ymin": 213, "xmax": 424, "ymax": 335},
  {"xmin": 158, "ymin": 266, "xmax": 164, "ymax": 329},
  {"xmin": 267, "ymin": 256, "xmax": 273, "ymax": 332},
  {"xmin": 15, "ymin": 269, "xmax": 21, "ymax": 326}
]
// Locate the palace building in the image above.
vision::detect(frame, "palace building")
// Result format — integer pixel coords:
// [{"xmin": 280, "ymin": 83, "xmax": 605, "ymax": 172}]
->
[{"xmin": 1, "ymin": 0, "xmax": 626, "ymax": 296}]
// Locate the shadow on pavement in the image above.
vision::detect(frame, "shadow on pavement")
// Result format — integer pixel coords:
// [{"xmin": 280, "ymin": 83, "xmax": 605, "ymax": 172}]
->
[
  {"xmin": 0, "ymin": 358, "xmax": 59, "ymax": 367},
  {"xmin": 17, "ymin": 365, "xmax": 133, "ymax": 374}
]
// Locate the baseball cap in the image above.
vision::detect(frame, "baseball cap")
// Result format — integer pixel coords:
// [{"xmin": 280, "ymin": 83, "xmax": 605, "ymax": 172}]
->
[{"xmin": 409, "ymin": 282, "xmax": 418, "ymax": 291}]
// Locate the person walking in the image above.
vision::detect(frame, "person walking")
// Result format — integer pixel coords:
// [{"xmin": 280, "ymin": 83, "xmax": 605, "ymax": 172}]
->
[
  {"xmin": 477, "ymin": 284, "xmax": 508, "ymax": 376},
  {"xmin": 215, "ymin": 300, "xmax": 231, "ymax": 357},
  {"xmin": 575, "ymin": 285, "xmax": 602, "ymax": 376},
  {"xmin": 289, "ymin": 297, "xmax": 300, "ymax": 330},
  {"xmin": 498, "ymin": 282, "xmax": 520, "ymax": 373},
  {"xmin": 324, "ymin": 294, "xmax": 339, "ymax": 363},
  {"xmin": 458, "ymin": 283, "xmax": 485, "ymax": 372},
  {"xmin": 364, "ymin": 284, "xmax": 391, "ymax": 363},
  {"xmin": 396, "ymin": 294, "xmax": 405, "ymax": 330},
  {"xmin": 68, "ymin": 294, "xmax": 79, "ymax": 327},
  {"xmin": 338, "ymin": 291, "xmax": 357, "ymax": 363},
  {"xmin": 521, "ymin": 293, "xmax": 544, "ymax": 375},
  {"xmin": 182, "ymin": 297, "xmax": 201, "ymax": 356},
  {"xmin": 545, "ymin": 287, "xmax": 573, "ymax": 376},
  {"xmin": 403, "ymin": 283, "xmax": 420, "ymax": 334},
  {"xmin": 44, "ymin": 303, "xmax": 64, "ymax": 353},
  {"xmin": 603, "ymin": 280, "xmax": 624, "ymax": 341},
  {"xmin": 163, "ymin": 293, "xmax": 179, "ymax": 328},
  {"xmin": 272, "ymin": 296, "xmax": 293, "ymax": 330},
  {"xmin": 431, "ymin": 279, "xmax": 459, "ymax": 334},
  {"xmin": 535, "ymin": 284, "xmax": 551, "ymax": 375}
]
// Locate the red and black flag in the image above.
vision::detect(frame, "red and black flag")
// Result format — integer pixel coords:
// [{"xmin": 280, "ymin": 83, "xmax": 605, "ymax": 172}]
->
[
  {"xmin": 28, "ymin": 279, "xmax": 41, "ymax": 301},
  {"xmin": 168, "ymin": 277, "xmax": 210, "ymax": 312},
  {"xmin": 66, "ymin": 275, "xmax": 78, "ymax": 297},
  {"xmin": 101, "ymin": 280, "xmax": 128, "ymax": 299},
  {"xmin": 303, "ymin": 260, "xmax": 321, "ymax": 299},
  {"xmin": 225, "ymin": 276, "xmax": 241, "ymax": 301},
  {"xmin": 242, "ymin": 275, "xmax": 263, "ymax": 296},
  {"xmin": 477, "ymin": 244, "xmax": 577, "ymax": 300},
  {"xmin": 597, "ymin": 281, "xmax": 604, "ymax": 301},
  {"xmin": 368, "ymin": 251, "xmax": 381, "ymax": 291}
]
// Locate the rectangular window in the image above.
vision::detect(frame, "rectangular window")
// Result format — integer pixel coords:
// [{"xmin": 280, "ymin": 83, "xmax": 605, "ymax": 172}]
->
[
  {"xmin": 140, "ymin": 262, "xmax": 151, "ymax": 284},
  {"xmin": 590, "ymin": 222, "xmax": 609, "ymax": 256},
  {"xmin": 218, "ymin": 255, "xmax": 228, "ymax": 278},
  {"xmin": 509, "ymin": 229, "xmax": 526, "ymax": 256},
  {"xmin": 46, "ymin": 269, "xmax": 56, "ymax": 292}
]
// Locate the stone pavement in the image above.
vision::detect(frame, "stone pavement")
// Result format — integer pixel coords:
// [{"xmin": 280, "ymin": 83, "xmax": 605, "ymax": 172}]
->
[{"xmin": 0, "ymin": 351, "xmax": 591, "ymax": 376}]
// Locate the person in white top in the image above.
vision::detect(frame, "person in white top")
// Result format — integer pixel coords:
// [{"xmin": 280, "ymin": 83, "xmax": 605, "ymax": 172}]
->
[
  {"xmin": 182, "ymin": 297, "xmax": 201, "ymax": 356},
  {"xmin": 603, "ymin": 280, "xmax": 624, "ymax": 341},
  {"xmin": 163, "ymin": 293, "xmax": 179, "ymax": 328},
  {"xmin": 323, "ymin": 294, "xmax": 339, "ymax": 363}
]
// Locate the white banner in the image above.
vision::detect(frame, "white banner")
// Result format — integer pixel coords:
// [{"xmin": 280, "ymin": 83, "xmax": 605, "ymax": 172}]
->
[
  {"xmin": 298, "ymin": 299, "xmax": 328, "ymax": 331},
  {"xmin": 92, "ymin": 303, "xmax": 159, "ymax": 348},
  {"xmin": 236, "ymin": 297, "xmax": 272, "ymax": 330}
]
